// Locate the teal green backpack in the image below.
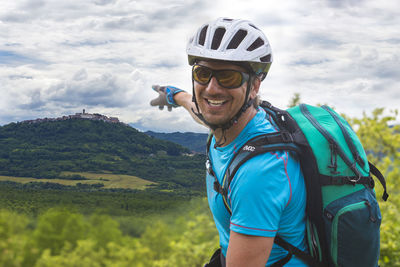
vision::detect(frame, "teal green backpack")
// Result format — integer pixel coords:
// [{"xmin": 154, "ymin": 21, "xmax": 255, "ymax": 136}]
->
[{"xmin": 209, "ymin": 101, "xmax": 389, "ymax": 267}]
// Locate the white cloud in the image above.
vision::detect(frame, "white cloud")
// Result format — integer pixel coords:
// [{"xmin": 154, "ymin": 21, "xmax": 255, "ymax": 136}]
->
[
  {"xmin": 73, "ymin": 68, "xmax": 88, "ymax": 81},
  {"xmin": 0, "ymin": 0, "xmax": 399, "ymax": 130}
]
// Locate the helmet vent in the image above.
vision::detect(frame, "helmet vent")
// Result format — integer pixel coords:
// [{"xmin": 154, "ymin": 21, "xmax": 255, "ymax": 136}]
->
[
  {"xmin": 227, "ymin": 29, "xmax": 247, "ymax": 49},
  {"xmin": 211, "ymin": 27, "xmax": 226, "ymax": 50},
  {"xmin": 247, "ymin": 37, "xmax": 264, "ymax": 51},
  {"xmin": 198, "ymin": 25, "xmax": 208, "ymax": 46},
  {"xmin": 260, "ymin": 54, "xmax": 271, "ymax": 63}
]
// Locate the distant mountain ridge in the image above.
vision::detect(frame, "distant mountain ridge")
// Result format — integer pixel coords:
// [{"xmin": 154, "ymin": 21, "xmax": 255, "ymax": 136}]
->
[{"xmin": 145, "ymin": 131, "xmax": 208, "ymax": 154}]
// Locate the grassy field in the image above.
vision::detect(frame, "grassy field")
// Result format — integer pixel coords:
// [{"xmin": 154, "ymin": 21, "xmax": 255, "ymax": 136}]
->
[{"xmin": 0, "ymin": 172, "xmax": 156, "ymax": 189}]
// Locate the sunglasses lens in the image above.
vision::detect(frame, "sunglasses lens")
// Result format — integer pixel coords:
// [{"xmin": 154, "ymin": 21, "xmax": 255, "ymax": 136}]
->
[
  {"xmin": 192, "ymin": 65, "xmax": 246, "ymax": 88},
  {"xmin": 193, "ymin": 65, "xmax": 212, "ymax": 84},
  {"xmin": 216, "ymin": 70, "xmax": 243, "ymax": 88}
]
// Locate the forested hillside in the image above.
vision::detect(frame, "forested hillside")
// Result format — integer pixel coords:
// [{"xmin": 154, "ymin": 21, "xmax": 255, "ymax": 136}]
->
[{"xmin": 0, "ymin": 119, "xmax": 206, "ymax": 192}]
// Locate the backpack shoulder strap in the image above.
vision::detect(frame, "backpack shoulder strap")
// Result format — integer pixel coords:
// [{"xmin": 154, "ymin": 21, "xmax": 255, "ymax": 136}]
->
[
  {"xmin": 369, "ymin": 161, "xmax": 389, "ymax": 201},
  {"xmin": 259, "ymin": 101, "xmax": 309, "ymax": 146},
  {"xmin": 218, "ymin": 132, "xmax": 301, "ymax": 214},
  {"xmin": 224, "ymin": 133, "xmax": 300, "ymax": 192},
  {"xmin": 272, "ymin": 236, "xmax": 322, "ymax": 267}
]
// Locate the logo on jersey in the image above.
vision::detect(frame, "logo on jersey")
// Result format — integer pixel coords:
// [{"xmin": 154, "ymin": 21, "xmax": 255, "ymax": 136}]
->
[{"xmin": 243, "ymin": 145, "xmax": 256, "ymax": 152}]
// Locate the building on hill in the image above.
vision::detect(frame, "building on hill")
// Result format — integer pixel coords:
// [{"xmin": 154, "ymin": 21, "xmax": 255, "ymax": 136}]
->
[{"xmin": 20, "ymin": 109, "xmax": 122, "ymax": 125}]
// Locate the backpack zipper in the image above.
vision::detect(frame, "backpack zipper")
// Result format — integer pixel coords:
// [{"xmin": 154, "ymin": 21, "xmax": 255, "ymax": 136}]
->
[
  {"xmin": 321, "ymin": 106, "xmax": 365, "ymax": 168},
  {"xmin": 300, "ymin": 104, "xmax": 362, "ymax": 178}
]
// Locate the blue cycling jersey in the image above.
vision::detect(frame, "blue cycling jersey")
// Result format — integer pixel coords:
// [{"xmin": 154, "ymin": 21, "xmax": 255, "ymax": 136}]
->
[{"xmin": 206, "ymin": 108, "xmax": 308, "ymax": 266}]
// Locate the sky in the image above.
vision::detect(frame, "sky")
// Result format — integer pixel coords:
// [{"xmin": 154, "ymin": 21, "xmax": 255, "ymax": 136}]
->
[{"xmin": 0, "ymin": 0, "xmax": 399, "ymax": 133}]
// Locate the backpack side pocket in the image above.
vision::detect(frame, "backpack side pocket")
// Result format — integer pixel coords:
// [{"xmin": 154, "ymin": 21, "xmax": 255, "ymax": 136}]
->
[{"xmin": 323, "ymin": 188, "xmax": 381, "ymax": 267}]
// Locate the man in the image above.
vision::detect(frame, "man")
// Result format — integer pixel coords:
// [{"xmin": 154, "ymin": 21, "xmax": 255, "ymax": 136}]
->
[{"xmin": 150, "ymin": 18, "xmax": 308, "ymax": 266}]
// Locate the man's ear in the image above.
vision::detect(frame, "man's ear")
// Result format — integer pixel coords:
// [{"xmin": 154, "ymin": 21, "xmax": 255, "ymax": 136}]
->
[{"xmin": 250, "ymin": 77, "xmax": 261, "ymax": 98}]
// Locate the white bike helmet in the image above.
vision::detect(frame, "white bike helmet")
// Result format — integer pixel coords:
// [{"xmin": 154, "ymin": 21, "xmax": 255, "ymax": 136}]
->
[{"xmin": 187, "ymin": 17, "xmax": 272, "ymax": 80}]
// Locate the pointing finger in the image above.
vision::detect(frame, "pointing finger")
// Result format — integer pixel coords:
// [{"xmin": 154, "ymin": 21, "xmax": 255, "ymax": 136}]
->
[{"xmin": 150, "ymin": 98, "xmax": 159, "ymax": 106}]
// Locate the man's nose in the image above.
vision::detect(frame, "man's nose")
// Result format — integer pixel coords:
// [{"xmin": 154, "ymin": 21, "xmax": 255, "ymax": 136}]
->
[{"xmin": 205, "ymin": 77, "xmax": 224, "ymax": 94}]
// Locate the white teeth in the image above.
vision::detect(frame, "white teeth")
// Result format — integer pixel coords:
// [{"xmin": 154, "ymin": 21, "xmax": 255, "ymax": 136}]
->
[{"xmin": 207, "ymin": 99, "xmax": 225, "ymax": 106}]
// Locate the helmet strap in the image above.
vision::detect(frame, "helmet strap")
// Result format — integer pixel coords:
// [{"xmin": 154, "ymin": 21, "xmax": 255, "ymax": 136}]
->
[{"xmin": 191, "ymin": 76, "xmax": 255, "ymax": 147}]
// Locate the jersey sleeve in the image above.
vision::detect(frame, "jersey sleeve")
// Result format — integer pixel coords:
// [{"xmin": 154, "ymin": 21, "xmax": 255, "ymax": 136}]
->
[{"xmin": 228, "ymin": 150, "xmax": 292, "ymax": 237}]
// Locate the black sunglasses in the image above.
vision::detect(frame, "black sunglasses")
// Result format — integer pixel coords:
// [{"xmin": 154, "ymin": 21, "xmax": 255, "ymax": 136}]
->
[{"xmin": 192, "ymin": 64, "xmax": 250, "ymax": 89}]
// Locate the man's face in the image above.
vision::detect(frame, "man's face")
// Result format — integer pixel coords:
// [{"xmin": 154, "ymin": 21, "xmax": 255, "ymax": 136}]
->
[{"xmin": 193, "ymin": 60, "xmax": 257, "ymax": 126}]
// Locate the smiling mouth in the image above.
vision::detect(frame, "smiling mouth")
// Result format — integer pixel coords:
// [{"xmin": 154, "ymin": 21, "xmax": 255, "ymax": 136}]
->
[{"xmin": 206, "ymin": 99, "xmax": 227, "ymax": 107}]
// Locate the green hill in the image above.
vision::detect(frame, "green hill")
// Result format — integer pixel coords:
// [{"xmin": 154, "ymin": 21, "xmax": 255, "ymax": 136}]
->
[{"xmin": 0, "ymin": 119, "xmax": 206, "ymax": 193}]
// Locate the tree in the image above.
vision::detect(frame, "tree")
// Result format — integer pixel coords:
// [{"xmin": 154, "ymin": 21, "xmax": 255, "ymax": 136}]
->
[
  {"xmin": 288, "ymin": 92, "xmax": 301, "ymax": 108},
  {"xmin": 33, "ymin": 208, "xmax": 88, "ymax": 255},
  {"xmin": 88, "ymin": 213, "xmax": 123, "ymax": 249},
  {"xmin": 0, "ymin": 210, "xmax": 28, "ymax": 267}
]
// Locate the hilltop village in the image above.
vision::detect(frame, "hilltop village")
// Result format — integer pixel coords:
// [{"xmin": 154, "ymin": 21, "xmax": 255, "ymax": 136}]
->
[{"xmin": 21, "ymin": 109, "xmax": 122, "ymax": 125}]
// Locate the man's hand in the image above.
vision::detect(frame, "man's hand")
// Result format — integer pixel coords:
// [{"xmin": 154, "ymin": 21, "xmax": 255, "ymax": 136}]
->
[
  {"xmin": 150, "ymin": 85, "xmax": 185, "ymax": 111},
  {"xmin": 150, "ymin": 85, "xmax": 208, "ymax": 128}
]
